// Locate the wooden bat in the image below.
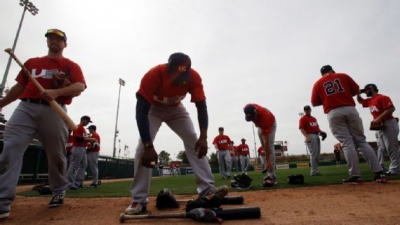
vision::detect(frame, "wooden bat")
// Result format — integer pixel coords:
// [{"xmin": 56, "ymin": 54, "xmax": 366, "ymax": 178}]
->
[
  {"xmin": 119, "ymin": 207, "xmax": 261, "ymax": 223},
  {"xmin": 4, "ymin": 48, "xmax": 77, "ymax": 131}
]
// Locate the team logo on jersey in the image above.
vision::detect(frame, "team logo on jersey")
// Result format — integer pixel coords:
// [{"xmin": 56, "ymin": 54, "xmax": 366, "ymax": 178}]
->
[
  {"xmin": 218, "ymin": 139, "xmax": 228, "ymax": 144},
  {"xmin": 369, "ymin": 106, "xmax": 380, "ymax": 113},
  {"xmin": 31, "ymin": 69, "xmax": 67, "ymax": 79},
  {"xmin": 309, "ymin": 122, "xmax": 318, "ymax": 127}
]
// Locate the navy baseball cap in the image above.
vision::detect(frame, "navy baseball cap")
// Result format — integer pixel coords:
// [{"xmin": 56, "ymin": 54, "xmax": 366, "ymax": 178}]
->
[
  {"xmin": 304, "ymin": 105, "xmax": 311, "ymax": 110},
  {"xmin": 244, "ymin": 104, "xmax": 256, "ymax": 122},
  {"xmin": 81, "ymin": 115, "xmax": 92, "ymax": 123},
  {"xmin": 320, "ymin": 65, "xmax": 335, "ymax": 75},
  {"xmin": 45, "ymin": 29, "xmax": 67, "ymax": 42},
  {"xmin": 88, "ymin": 125, "xmax": 96, "ymax": 130},
  {"xmin": 361, "ymin": 83, "xmax": 379, "ymax": 93},
  {"xmin": 167, "ymin": 53, "xmax": 191, "ymax": 84}
]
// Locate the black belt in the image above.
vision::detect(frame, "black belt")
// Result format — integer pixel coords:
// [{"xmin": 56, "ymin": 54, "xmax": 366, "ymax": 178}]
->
[{"xmin": 21, "ymin": 98, "xmax": 64, "ymax": 106}]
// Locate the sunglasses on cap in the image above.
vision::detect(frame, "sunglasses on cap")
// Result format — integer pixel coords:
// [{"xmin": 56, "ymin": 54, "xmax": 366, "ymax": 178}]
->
[{"xmin": 45, "ymin": 29, "xmax": 67, "ymax": 42}]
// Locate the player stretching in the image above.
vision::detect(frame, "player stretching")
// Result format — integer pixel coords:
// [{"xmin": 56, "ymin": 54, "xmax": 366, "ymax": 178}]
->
[
  {"xmin": 311, "ymin": 65, "xmax": 387, "ymax": 184},
  {"xmin": 124, "ymin": 53, "xmax": 228, "ymax": 215}
]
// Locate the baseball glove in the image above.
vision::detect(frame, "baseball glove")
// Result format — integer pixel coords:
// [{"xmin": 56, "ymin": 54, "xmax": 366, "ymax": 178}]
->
[
  {"xmin": 185, "ymin": 197, "xmax": 222, "ymax": 212},
  {"xmin": 155, "ymin": 188, "xmax": 179, "ymax": 209},
  {"xmin": 262, "ymin": 176, "xmax": 275, "ymax": 187},
  {"xmin": 32, "ymin": 183, "xmax": 52, "ymax": 195},
  {"xmin": 369, "ymin": 121, "xmax": 385, "ymax": 131},
  {"xmin": 53, "ymin": 73, "xmax": 71, "ymax": 88},
  {"xmin": 287, "ymin": 174, "xmax": 304, "ymax": 185},
  {"xmin": 319, "ymin": 131, "xmax": 327, "ymax": 141}
]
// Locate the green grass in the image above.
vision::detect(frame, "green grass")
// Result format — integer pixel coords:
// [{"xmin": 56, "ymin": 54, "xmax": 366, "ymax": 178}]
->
[{"xmin": 18, "ymin": 163, "xmax": 400, "ymax": 198}]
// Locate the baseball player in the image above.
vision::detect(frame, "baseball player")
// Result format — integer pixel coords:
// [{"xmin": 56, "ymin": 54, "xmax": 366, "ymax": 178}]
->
[
  {"xmin": 311, "ymin": 65, "xmax": 387, "ymax": 184},
  {"xmin": 212, "ymin": 127, "xmax": 232, "ymax": 179},
  {"xmin": 67, "ymin": 116, "xmax": 96, "ymax": 190},
  {"xmin": 0, "ymin": 29, "xmax": 86, "ymax": 219},
  {"xmin": 237, "ymin": 138, "xmax": 251, "ymax": 174},
  {"xmin": 357, "ymin": 84, "xmax": 400, "ymax": 175},
  {"xmin": 375, "ymin": 131, "xmax": 388, "ymax": 171},
  {"xmin": 257, "ymin": 146, "xmax": 266, "ymax": 172},
  {"xmin": 125, "ymin": 53, "xmax": 228, "ymax": 215},
  {"xmin": 229, "ymin": 141, "xmax": 239, "ymax": 174},
  {"xmin": 334, "ymin": 145, "xmax": 341, "ymax": 167},
  {"xmin": 243, "ymin": 103, "xmax": 277, "ymax": 181},
  {"xmin": 86, "ymin": 125, "xmax": 101, "ymax": 187},
  {"xmin": 299, "ymin": 105, "xmax": 327, "ymax": 176}
]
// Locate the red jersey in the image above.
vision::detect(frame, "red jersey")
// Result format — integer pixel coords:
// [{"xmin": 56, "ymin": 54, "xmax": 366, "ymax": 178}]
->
[
  {"xmin": 237, "ymin": 144, "xmax": 250, "ymax": 156},
  {"xmin": 137, "ymin": 64, "xmax": 206, "ymax": 106},
  {"xmin": 230, "ymin": 146, "xmax": 238, "ymax": 157},
  {"xmin": 66, "ymin": 135, "xmax": 73, "ymax": 153},
  {"xmin": 258, "ymin": 146, "xmax": 266, "ymax": 157},
  {"xmin": 311, "ymin": 73, "xmax": 359, "ymax": 114},
  {"xmin": 299, "ymin": 115, "xmax": 320, "ymax": 134},
  {"xmin": 72, "ymin": 124, "xmax": 88, "ymax": 147},
  {"xmin": 361, "ymin": 94, "xmax": 395, "ymax": 120},
  {"xmin": 15, "ymin": 56, "xmax": 86, "ymax": 104},
  {"xmin": 87, "ymin": 132, "xmax": 101, "ymax": 152},
  {"xmin": 213, "ymin": 135, "xmax": 231, "ymax": 150},
  {"xmin": 251, "ymin": 104, "xmax": 275, "ymax": 135}
]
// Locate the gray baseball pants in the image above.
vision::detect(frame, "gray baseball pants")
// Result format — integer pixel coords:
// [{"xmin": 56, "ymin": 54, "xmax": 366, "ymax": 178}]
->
[
  {"xmin": 87, "ymin": 151, "xmax": 99, "ymax": 184},
  {"xmin": 0, "ymin": 101, "xmax": 68, "ymax": 212},
  {"xmin": 231, "ymin": 155, "xmax": 239, "ymax": 173},
  {"xmin": 327, "ymin": 107, "xmax": 381, "ymax": 177},
  {"xmin": 258, "ymin": 121, "xmax": 277, "ymax": 178},
  {"xmin": 239, "ymin": 155, "xmax": 250, "ymax": 173},
  {"xmin": 375, "ymin": 131, "xmax": 386, "ymax": 169},
  {"xmin": 306, "ymin": 134, "xmax": 321, "ymax": 175},
  {"xmin": 378, "ymin": 119, "xmax": 400, "ymax": 173},
  {"xmin": 67, "ymin": 146, "xmax": 87, "ymax": 188},
  {"xmin": 217, "ymin": 150, "xmax": 231, "ymax": 177},
  {"xmin": 130, "ymin": 104, "xmax": 216, "ymax": 205}
]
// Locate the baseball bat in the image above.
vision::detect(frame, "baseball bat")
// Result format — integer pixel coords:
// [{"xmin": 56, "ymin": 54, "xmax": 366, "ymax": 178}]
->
[
  {"xmin": 176, "ymin": 195, "xmax": 244, "ymax": 204},
  {"xmin": 119, "ymin": 207, "xmax": 261, "ymax": 223},
  {"xmin": 4, "ymin": 48, "xmax": 77, "ymax": 131}
]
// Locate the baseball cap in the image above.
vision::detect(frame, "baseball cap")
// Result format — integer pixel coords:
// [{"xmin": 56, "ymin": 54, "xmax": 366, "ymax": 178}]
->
[
  {"xmin": 304, "ymin": 105, "xmax": 311, "ymax": 110},
  {"xmin": 361, "ymin": 83, "xmax": 379, "ymax": 93},
  {"xmin": 88, "ymin": 125, "xmax": 96, "ymax": 130},
  {"xmin": 218, "ymin": 127, "xmax": 224, "ymax": 131},
  {"xmin": 45, "ymin": 29, "xmax": 67, "ymax": 42},
  {"xmin": 243, "ymin": 104, "xmax": 256, "ymax": 122},
  {"xmin": 81, "ymin": 115, "xmax": 92, "ymax": 123},
  {"xmin": 320, "ymin": 65, "xmax": 335, "ymax": 75},
  {"xmin": 167, "ymin": 53, "xmax": 192, "ymax": 84},
  {"xmin": 241, "ymin": 138, "xmax": 246, "ymax": 141}
]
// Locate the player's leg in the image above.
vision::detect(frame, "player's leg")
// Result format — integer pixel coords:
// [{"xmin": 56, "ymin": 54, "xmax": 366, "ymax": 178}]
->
[
  {"xmin": 264, "ymin": 123, "xmax": 277, "ymax": 178},
  {"xmin": 346, "ymin": 108, "xmax": 382, "ymax": 173},
  {"xmin": 66, "ymin": 147, "xmax": 86, "ymax": 189},
  {"xmin": 376, "ymin": 131, "xmax": 386, "ymax": 170},
  {"xmin": 129, "ymin": 105, "xmax": 163, "ymax": 208},
  {"xmin": 328, "ymin": 108, "xmax": 361, "ymax": 177},
  {"xmin": 382, "ymin": 120, "xmax": 400, "ymax": 174},
  {"xmin": 0, "ymin": 103, "xmax": 38, "ymax": 215},
  {"xmin": 75, "ymin": 152, "xmax": 87, "ymax": 188},
  {"xmin": 224, "ymin": 152, "xmax": 232, "ymax": 178},
  {"xmin": 87, "ymin": 152, "xmax": 99, "ymax": 185},
  {"xmin": 308, "ymin": 134, "xmax": 320, "ymax": 175},
  {"xmin": 217, "ymin": 151, "xmax": 226, "ymax": 178}
]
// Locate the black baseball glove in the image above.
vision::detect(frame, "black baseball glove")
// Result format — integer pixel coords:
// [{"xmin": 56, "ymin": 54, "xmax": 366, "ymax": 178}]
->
[
  {"xmin": 262, "ymin": 176, "xmax": 275, "ymax": 187},
  {"xmin": 155, "ymin": 188, "xmax": 179, "ymax": 209},
  {"xmin": 185, "ymin": 197, "xmax": 222, "ymax": 212},
  {"xmin": 319, "ymin": 131, "xmax": 327, "ymax": 141}
]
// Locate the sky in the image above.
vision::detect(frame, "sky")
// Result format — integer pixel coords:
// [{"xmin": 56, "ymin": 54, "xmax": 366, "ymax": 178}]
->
[{"xmin": 1, "ymin": 0, "xmax": 399, "ymax": 160}]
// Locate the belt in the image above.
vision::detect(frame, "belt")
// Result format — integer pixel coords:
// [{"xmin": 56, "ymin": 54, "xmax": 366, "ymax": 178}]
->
[{"xmin": 21, "ymin": 98, "xmax": 64, "ymax": 106}]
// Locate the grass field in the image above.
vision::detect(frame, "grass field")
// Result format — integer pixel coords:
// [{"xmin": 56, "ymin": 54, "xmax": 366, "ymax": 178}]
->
[{"xmin": 19, "ymin": 163, "xmax": 400, "ymax": 198}]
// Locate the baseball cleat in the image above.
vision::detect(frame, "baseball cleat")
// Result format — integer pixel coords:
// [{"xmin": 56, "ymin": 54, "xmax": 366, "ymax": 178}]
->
[
  {"xmin": 373, "ymin": 173, "xmax": 388, "ymax": 183},
  {"xmin": 342, "ymin": 176, "xmax": 363, "ymax": 185},
  {"xmin": 125, "ymin": 202, "xmax": 147, "ymax": 215}
]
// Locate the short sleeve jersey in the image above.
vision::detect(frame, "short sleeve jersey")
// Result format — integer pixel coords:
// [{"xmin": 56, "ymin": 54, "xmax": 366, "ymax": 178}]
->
[
  {"xmin": 213, "ymin": 135, "xmax": 231, "ymax": 150},
  {"xmin": 237, "ymin": 144, "xmax": 250, "ymax": 156},
  {"xmin": 72, "ymin": 124, "xmax": 88, "ymax": 147},
  {"xmin": 258, "ymin": 146, "xmax": 266, "ymax": 157},
  {"xmin": 137, "ymin": 64, "xmax": 206, "ymax": 106},
  {"xmin": 360, "ymin": 94, "xmax": 394, "ymax": 120},
  {"xmin": 87, "ymin": 132, "xmax": 101, "ymax": 152},
  {"xmin": 311, "ymin": 73, "xmax": 359, "ymax": 113},
  {"xmin": 251, "ymin": 104, "xmax": 276, "ymax": 135},
  {"xmin": 15, "ymin": 56, "xmax": 86, "ymax": 104},
  {"xmin": 299, "ymin": 115, "xmax": 320, "ymax": 134}
]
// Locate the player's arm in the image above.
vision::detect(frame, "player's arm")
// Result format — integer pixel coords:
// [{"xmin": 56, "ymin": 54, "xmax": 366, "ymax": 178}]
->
[
  {"xmin": 0, "ymin": 83, "xmax": 25, "ymax": 108},
  {"xmin": 375, "ymin": 106, "xmax": 395, "ymax": 123},
  {"xmin": 261, "ymin": 134, "xmax": 271, "ymax": 162},
  {"xmin": 195, "ymin": 100, "xmax": 208, "ymax": 158},
  {"xmin": 52, "ymin": 82, "xmax": 85, "ymax": 97},
  {"xmin": 136, "ymin": 93, "xmax": 152, "ymax": 146}
]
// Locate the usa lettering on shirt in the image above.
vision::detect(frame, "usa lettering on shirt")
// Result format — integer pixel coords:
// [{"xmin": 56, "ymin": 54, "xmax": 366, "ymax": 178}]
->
[
  {"xmin": 309, "ymin": 122, "xmax": 318, "ymax": 127},
  {"xmin": 369, "ymin": 106, "xmax": 379, "ymax": 113},
  {"xmin": 31, "ymin": 68, "xmax": 67, "ymax": 79},
  {"xmin": 218, "ymin": 139, "xmax": 228, "ymax": 144}
]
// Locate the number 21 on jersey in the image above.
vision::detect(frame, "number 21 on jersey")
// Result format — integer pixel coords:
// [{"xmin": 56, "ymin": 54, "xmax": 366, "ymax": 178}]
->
[{"xmin": 324, "ymin": 78, "xmax": 344, "ymax": 95}]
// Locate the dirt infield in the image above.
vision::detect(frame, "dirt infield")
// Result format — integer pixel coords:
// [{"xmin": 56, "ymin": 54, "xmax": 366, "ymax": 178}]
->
[{"xmin": 2, "ymin": 180, "xmax": 400, "ymax": 225}]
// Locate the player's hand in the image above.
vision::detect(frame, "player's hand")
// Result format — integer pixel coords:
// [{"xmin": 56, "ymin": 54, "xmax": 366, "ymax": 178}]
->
[
  {"xmin": 40, "ymin": 89, "xmax": 60, "ymax": 102},
  {"xmin": 141, "ymin": 146, "xmax": 158, "ymax": 168},
  {"xmin": 371, "ymin": 118, "xmax": 382, "ymax": 125},
  {"xmin": 195, "ymin": 136, "xmax": 208, "ymax": 159},
  {"xmin": 305, "ymin": 136, "xmax": 311, "ymax": 143}
]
